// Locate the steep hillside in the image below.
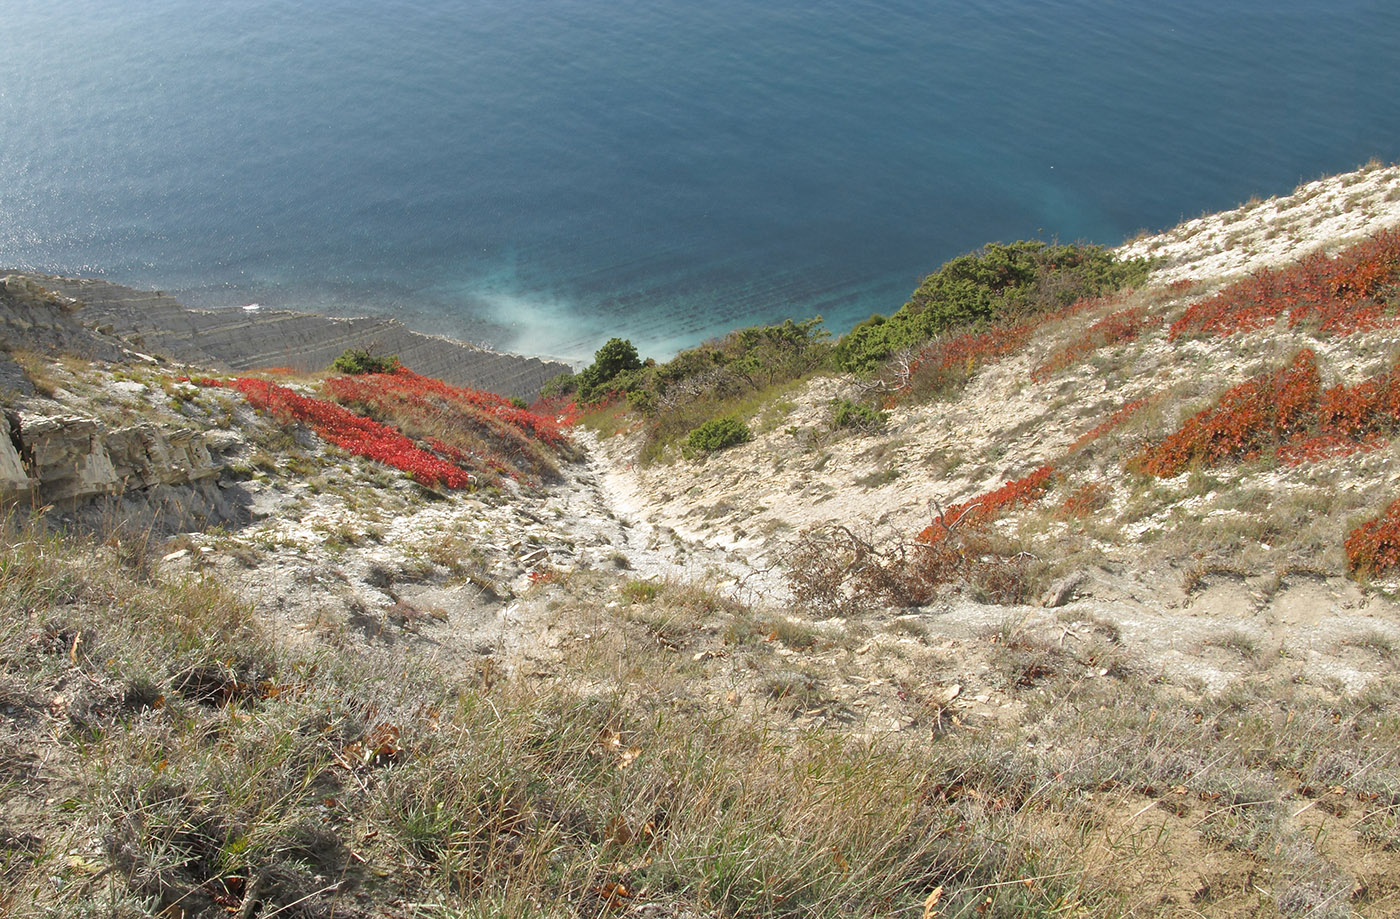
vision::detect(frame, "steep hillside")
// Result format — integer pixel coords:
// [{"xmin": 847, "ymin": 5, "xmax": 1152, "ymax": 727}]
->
[
  {"xmin": 595, "ymin": 161, "xmax": 1400, "ymax": 691},
  {"xmin": 2, "ymin": 164, "xmax": 1399, "ymax": 918}
]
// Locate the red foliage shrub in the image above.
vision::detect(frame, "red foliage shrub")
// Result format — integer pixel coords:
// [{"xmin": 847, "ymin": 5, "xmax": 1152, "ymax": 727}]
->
[
  {"xmin": 1316, "ymin": 366, "xmax": 1400, "ymax": 440},
  {"xmin": 917, "ymin": 465, "xmax": 1056, "ymax": 544},
  {"xmin": 1032, "ymin": 304, "xmax": 1159, "ymax": 381},
  {"xmin": 895, "ymin": 322, "xmax": 1035, "ymax": 399},
  {"xmin": 1277, "ymin": 432, "xmax": 1386, "ymax": 466},
  {"xmin": 1270, "ymin": 363, "xmax": 1400, "ymax": 465},
  {"xmin": 1345, "ymin": 497, "xmax": 1400, "ymax": 577},
  {"xmin": 326, "ymin": 367, "xmax": 574, "ymax": 482},
  {"xmin": 1170, "ymin": 228, "xmax": 1400, "ymax": 340},
  {"xmin": 529, "ymin": 393, "xmax": 582, "ymax": 428},
  {"xmin": 203, "ymin": 377, "xmax": 475, "ymax": 489},
  {"xmin": 332, "ymin": 367, "xmax": 570, "ymax": 446},
  {"xmin": 1132, "ymin": 350, "xmax": 1320, "ymax": 477},
  {"xmin": 1068, "ymin": 397, "xmax": 1152, "ymax": 452}
]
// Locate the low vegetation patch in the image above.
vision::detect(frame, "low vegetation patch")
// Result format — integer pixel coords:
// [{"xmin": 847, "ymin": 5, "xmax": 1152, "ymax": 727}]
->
[
  {"xmin": 788, "ymin": 519, "xmax": 1050, "ymax": 615},
  {"xmin": 685, "ymin": 416, "xmax": 751, "ymax": 454},
  {"xmin": 918, "ymin": 465, "xmax": 1057, "ymax": 544},
  {"xmin": 835, "ymin": 241, "xmax": 1150, "ymax": 374},
  {"xmin": 329, "ymin": 347, "xmax": 401, "ymax": 375},
  {"xmin": 1068, "ymin": 396, "xmax": 1153, "ymax": 452},
  {"xmin": 1346, "ymin": 496, "xmax": 1400, "ymax": 577},
  {"xmin": 1132, "ymin": 349, "xmax": 1321, "ymax": 477},
  {"xmin": 198, "ymin": 360, "xmax": 575, "ymax": 488},
  {"xmin": 1136, "ymin": 349, "xmax": 1400, "ymax": 477},
  {"xmin": 560, "ymin": 318, "xmax": 830, "ymax": 463},
  {"xmin": 558, "ymin": 243, "xmax": 1146, "ymax": 460},
  {"xmin": 199, "ymin": 376, "xmax": 480, "ymax": 489},
  {"xmin": 17, "ymin": 520, "xmax": 1335, "ymax": 918},
  {"xmin": 327, "ymin": 365, "xmax": 574, "ymax": 482},
  {"xmin": 1032, "ymin": 302, "xmax": 1160, "ymax": 381},
  {"xmin": 1170, "ymin": 227, "xmax": 1400, "ymax": 339}
]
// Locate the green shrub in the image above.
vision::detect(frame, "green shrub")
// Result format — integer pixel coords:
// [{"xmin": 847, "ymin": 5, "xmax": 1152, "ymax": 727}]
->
[
  {"xmin": 686, "ymin": 416, "xmax": 751, "ymax": 453},
  {"xmin": 330, "ymin": 348, "xmax": 401, "ymax": 375},
  {"xmin": 833, "ymin": 242, "xmax": 1151, "ymax": 373},
  {"xmin": 539, "ymin": 370, "xmax": 578, "ymax": 398},
  {"xmin": 576, "ymin": 337, "xmax": 643, "ymax": 402},
  {"xmin": 830, "ymin": 398, "xmax": 887, "ymax": 432}
]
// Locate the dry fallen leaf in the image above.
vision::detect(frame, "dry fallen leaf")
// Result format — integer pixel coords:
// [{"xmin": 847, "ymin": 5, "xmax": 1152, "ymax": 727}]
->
[
  {"xmin": 606, "ymin": 816, "xmax": 633, "ymax": 845},
  {"xmin": 922, "ymin": 885, "xmax": 943, "ymax": 919},
  {"xmin": 593, "ymin": 881, "xmax": 633, "ymax": 908}
]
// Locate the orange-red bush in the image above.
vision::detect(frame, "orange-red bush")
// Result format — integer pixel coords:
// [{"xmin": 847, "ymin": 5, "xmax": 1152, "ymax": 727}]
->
[
  {"xmin": 1058, "ymin": 481, "xmax": 1111, "ymax": 518},
  {"xmin": 1345, "ymin": 497, "xmax": 1400, "ymax": 577},
  {"xmin": 1170, "ymin": 228, "xmax": 1400, "ymax": 340},
  {"xmin": 917, "ymin": 465, "xmax": 1056, "ymax": 543},
  {"xmin": 327, "ymin": 367, "xmax": 573, "ymax": 482},
  {"xmin": 891, "ymin": 296, "xmax": 1109, "ymax": 401},
  {"xmin": 1132, "ymin": 350, "xmax": 1320, "ymax": 477},
  {"xmin": 1068, "ymin": 396, "xmax": 1152, "ymax": 452},
  {"xmin": 1033, "ymin": 304, "xmax": 1159, "ymax": 381}
]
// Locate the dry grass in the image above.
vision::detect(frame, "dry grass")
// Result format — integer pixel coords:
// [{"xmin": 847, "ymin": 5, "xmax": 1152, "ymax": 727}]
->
[{"xmin": 1, "ymin": 512, "xmax": 1398, "ymax": 918}]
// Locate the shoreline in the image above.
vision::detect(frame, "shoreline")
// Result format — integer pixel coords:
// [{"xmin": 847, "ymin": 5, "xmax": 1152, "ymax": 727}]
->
[{"xmin": 1, "ymin": 271, "xmax": 571, "ymax": 399}]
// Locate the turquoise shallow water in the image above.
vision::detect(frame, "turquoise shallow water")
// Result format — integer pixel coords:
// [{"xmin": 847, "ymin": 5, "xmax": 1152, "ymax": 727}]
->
[{"xmin": 2, "ymin": 0, "xmax": 1398, "ymax": 363}]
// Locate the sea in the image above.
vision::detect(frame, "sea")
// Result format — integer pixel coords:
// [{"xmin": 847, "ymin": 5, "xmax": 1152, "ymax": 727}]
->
[{"xmin": 2, "ymin": 0, "xmax": 1398, "ymax": 365}]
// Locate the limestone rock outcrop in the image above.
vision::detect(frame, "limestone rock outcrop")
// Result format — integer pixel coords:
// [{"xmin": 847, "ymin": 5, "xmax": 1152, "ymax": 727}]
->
[
  {"xmin": 14, "ymin": 412, "xmax": 218, "ymax": 504},
  {"xmin": 0, "ymin": 275, "xmax": 129, "ymax": 362},
  {"xmin": 0, "ymin": 415, "xmax": 35, "ymax": 500}
]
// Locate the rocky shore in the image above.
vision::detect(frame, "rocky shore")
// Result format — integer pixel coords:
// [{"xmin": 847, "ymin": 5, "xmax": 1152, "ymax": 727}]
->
[{"xmin": 0, "ymin": 272, "xmax": 570, "ymax": 399}]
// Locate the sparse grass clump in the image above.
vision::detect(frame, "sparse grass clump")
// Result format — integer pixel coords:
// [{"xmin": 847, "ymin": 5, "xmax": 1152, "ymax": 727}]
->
[
  {"xmin": 4, "ymin": 505, "xmax": 1399, "ymax": 918},
  {"xmin": 0, "ymin": 520, "xmax": 1108, "ymax": 918}
]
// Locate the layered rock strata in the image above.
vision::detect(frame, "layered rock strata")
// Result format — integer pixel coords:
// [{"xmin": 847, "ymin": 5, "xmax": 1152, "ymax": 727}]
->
[
  {"xmin": 4, "ymin": 273, "xmax": 570, "ymax": 398},
  {"xmin": 1, "ymin": 412, "xmax": 217, "ymax": 505},
  {"xmin": 0, "ymin": 275, "xmax": 129, "ymax": 362}
]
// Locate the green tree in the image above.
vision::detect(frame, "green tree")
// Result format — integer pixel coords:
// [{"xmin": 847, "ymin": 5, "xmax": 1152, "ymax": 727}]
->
[{"xmin": 576, "ymin": 338, "xmax": 644, "ymax": 402}]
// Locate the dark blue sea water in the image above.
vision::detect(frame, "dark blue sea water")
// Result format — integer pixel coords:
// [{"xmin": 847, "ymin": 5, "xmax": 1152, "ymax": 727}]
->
[{"xmin": 3, "ymin": 1, "xmax": 1398, "ymax": 364}]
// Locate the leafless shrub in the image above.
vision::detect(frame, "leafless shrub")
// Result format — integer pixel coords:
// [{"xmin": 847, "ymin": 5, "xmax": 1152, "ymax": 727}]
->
[{"xmin": 786, "ymin": 514, "xmax": 1045, "ymax": 615}]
